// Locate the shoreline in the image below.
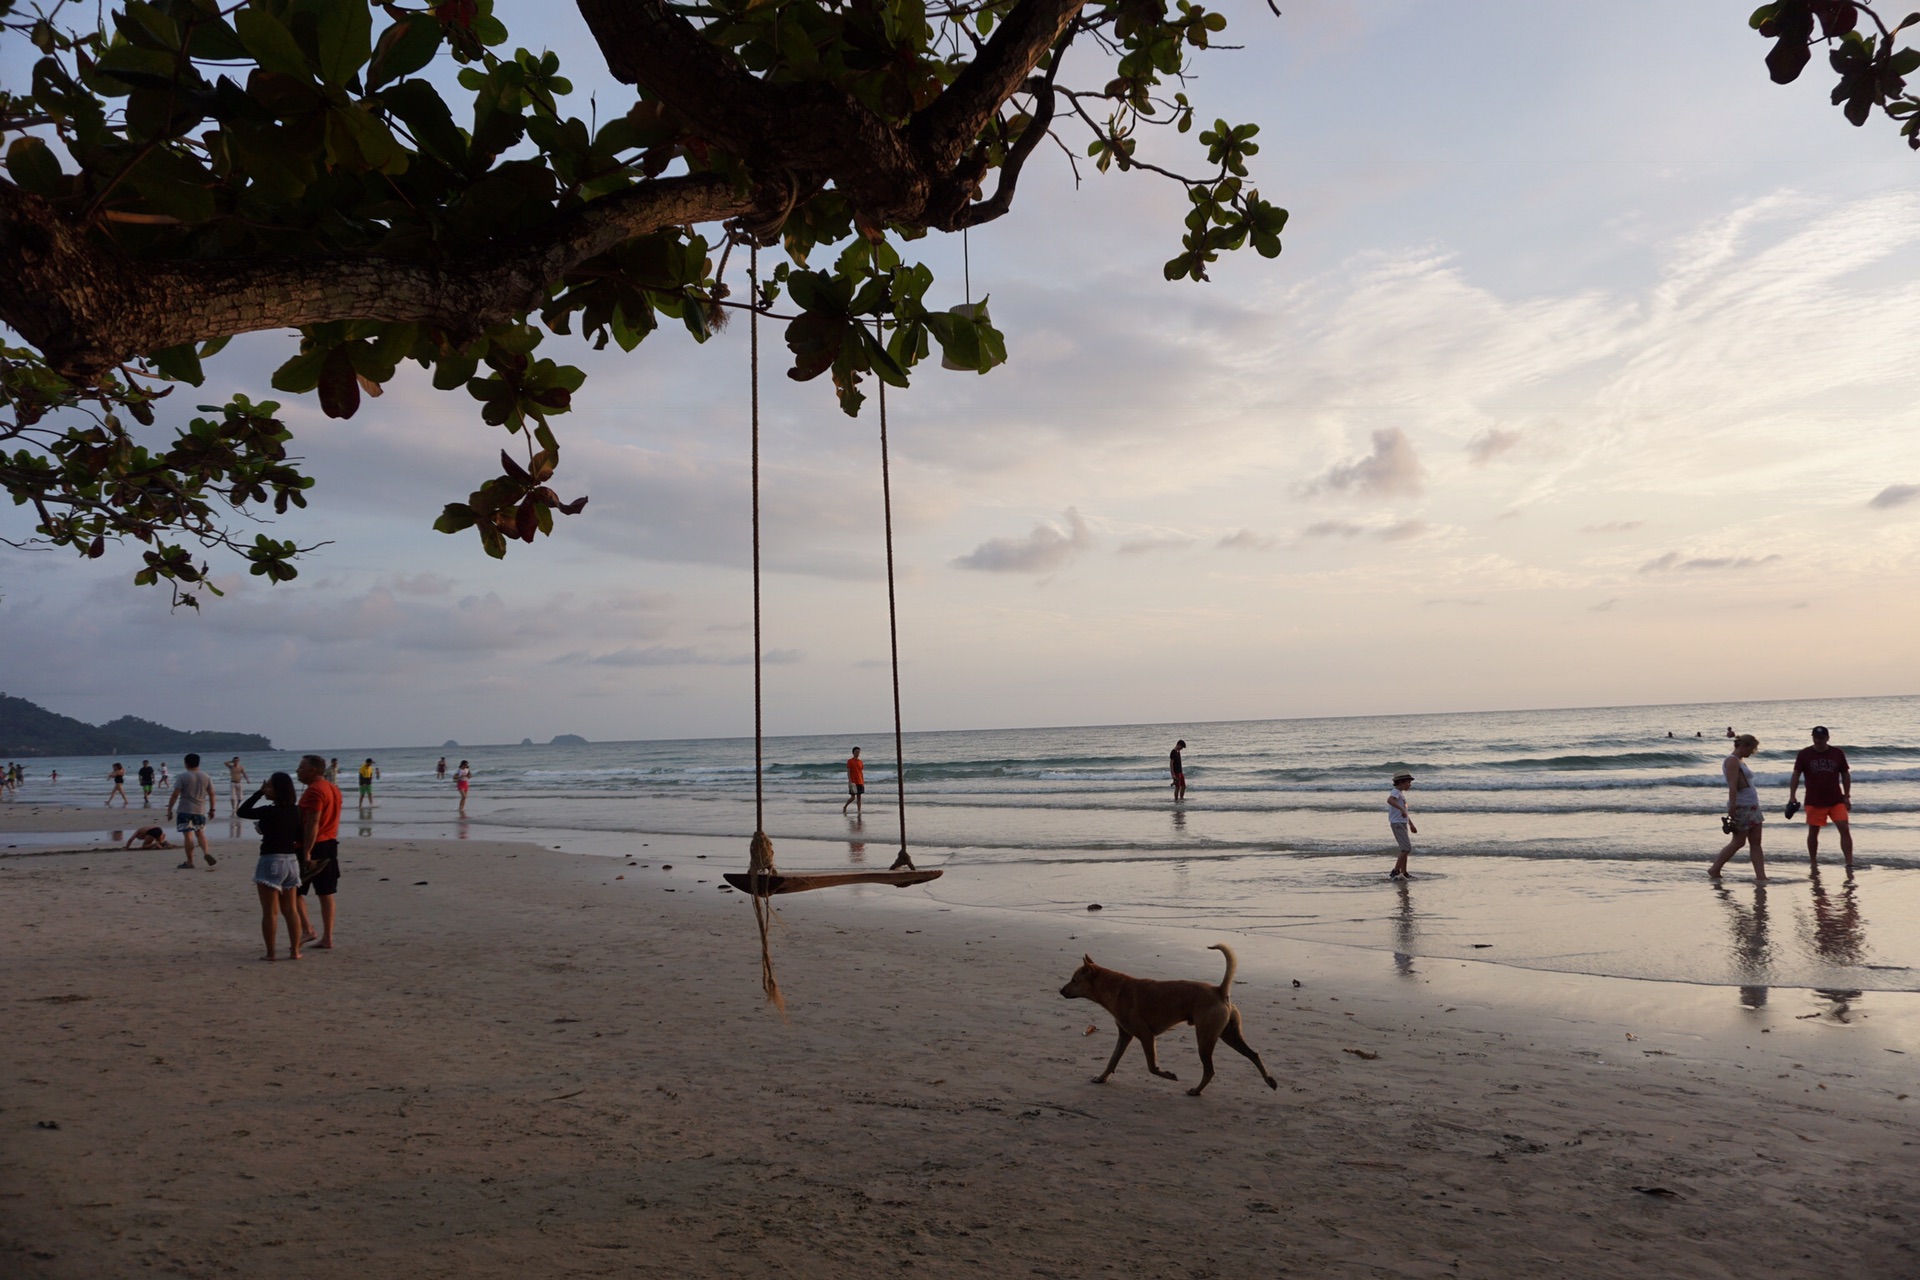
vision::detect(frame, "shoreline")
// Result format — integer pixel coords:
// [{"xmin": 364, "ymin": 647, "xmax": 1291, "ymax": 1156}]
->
[{"xmin": 6, "ymin": 830, "xmax": 1920, "ymax": 1275}]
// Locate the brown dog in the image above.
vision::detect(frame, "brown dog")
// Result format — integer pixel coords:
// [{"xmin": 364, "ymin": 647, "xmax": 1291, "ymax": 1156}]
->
[{"xmin": 1059, "ymin": 943, "xmax": 1279, "ymax": 1096}]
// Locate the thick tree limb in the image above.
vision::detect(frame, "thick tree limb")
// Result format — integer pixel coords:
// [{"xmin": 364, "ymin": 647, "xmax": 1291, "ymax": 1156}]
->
[
  {"xmin": 575, "ymin": 0, "xmax": 1083, "ymax": 229},
  {"xmin": 913, "ymin": 0, "xmax": 1086, "ymax": 168},
  {"xmin": 0, "ymin": 173, "xmax": 758, "ymax": 380}
]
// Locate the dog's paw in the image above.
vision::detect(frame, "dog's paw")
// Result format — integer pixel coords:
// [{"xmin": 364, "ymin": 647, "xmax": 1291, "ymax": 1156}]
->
[
  {"xmin": 1186, "ymin": 1086, "xmax": 1205, "ymax": 1097},
  {"xmin": 1091, "ymin": 1076, "xmax": 1110, "ymax": 1085},
  {"xmin": 1153, "ymin": 1069, "xmax": 1179, "ymax": 1080},
  {"xmin": 1264, "ymin": 1076, "xmax": 1279, "ymax": 1091}
]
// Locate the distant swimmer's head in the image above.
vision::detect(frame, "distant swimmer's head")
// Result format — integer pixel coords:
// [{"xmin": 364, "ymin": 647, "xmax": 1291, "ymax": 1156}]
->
[
  {"xmin": 1811, "ymin": 725, "xmax": 1830, "ymax": 742},
  {"xmin": 1392, "ymin": 772, "xmax": 1414, "ymax": 787},
  {"xmin": 1733, "ymin": 733, "xmax": 1759, "ymax": 755}
]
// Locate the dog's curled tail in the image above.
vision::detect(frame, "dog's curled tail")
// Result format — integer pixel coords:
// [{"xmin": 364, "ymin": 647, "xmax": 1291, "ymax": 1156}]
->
[{"xmin": 1209, "ymin": 943, "xmax": 1237, "ymax": 998}]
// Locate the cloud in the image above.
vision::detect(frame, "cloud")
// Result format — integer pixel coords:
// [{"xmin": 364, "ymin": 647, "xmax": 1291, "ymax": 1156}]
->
[
  {"xmin": 1118, "ymin": 535, "xmax": 1197, "ymax": 555},
  {"xmin": 1868, "ymin": 484, "xmax": 1920, "ymax": 510},
  {"xmin": 1640, "ymin": 552, "xmax": 1782, "ymax": 574},
  {"xmin": 952, "ymin": 508, "xmax": 1093, "ymax": 573},
  {"xmin": 1590, "ymin": 598, "xmax": 1621, "ymax": 612},
  {"xmin": 552, "ymin": 646, "xmax": 803, "ymax": 667},
  {"xmin": 385, "ymin": 573, "xmax": 455, "ymax": 596},
  {"xmin": 1424, "ymin": 597, "xmax": 1485, "ymax": 607},
  {"xmin": 1465, "ymin": 428, "xmax": 1523, "ymax": 465},
  {"xmin": 1302, "ymin": 518, "xmax": 1425, "ymax": 541},
  {"xmin": 1216, "ymin": 528, "xmax": 1277, "ymax": 550},
  {"xmin": 1310, "ymin": 428, "xmax": 1424, "ymax": 497},
  {"xmin": 1581, "ymin": 521, "xmax": 1644, "ymax": 534}
]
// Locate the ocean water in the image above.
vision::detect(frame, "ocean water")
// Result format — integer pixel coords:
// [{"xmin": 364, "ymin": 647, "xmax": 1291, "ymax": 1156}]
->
[{"xmin": 12, "ymin": 693, "xmax": 1920, "ymax": 992}]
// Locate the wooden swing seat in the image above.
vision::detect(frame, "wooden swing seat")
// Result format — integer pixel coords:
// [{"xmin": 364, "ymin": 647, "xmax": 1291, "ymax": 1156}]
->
[{"xmin": 724, "ymin": 868, "xmax": 943, "ymax": 896}]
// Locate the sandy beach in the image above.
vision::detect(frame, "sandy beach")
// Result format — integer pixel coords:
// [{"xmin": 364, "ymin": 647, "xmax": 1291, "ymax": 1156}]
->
[{"xmin": 4, "ymin": 814, "xmax": 1919, "ymax": 1279}]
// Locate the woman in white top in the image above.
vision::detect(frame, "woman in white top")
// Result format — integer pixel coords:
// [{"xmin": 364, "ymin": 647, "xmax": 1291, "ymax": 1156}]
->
[{"xmin": 1709, "ymin": 733, "xmax": 1767, "ymax": 882}]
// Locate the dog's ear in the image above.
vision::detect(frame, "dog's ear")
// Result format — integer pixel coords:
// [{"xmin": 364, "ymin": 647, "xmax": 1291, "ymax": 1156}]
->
[{"xmin": 1083, "ymin": 954, "xmax": 1094, "ymax": 967}]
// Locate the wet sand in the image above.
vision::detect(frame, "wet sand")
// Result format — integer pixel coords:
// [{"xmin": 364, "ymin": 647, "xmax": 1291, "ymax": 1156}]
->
[{"xmin": 4, "ymin": 830, "xmax": 1919, "ymax": 1278}]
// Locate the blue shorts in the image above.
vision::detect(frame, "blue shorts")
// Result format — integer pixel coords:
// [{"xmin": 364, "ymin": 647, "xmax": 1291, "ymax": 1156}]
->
[
  {"xmin": 254, "ymin": 854, "xmax": 300, "ymax": 890},
  {"xmin": 176, "ymin": 813, "xmax": 207, "ymax": 833}
]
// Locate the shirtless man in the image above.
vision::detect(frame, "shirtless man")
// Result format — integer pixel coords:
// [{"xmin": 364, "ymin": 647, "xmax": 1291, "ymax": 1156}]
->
[
  {"xmin": 1169, "ymin": 740, "xmax": 1188, "ymax": 801},
  {"xmin": 226, "ymin": 757, "xmax": 250, "ymax": 810}
]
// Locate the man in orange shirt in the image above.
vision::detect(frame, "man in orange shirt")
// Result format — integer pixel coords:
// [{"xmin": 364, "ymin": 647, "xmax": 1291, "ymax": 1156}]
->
[
  {"xmin": 294, "ymin": 753, "xmax": 344, "ymax": 950},
  {"xmin": 842, "ymin": 747, "xmax": 865, "ymax": 816}
]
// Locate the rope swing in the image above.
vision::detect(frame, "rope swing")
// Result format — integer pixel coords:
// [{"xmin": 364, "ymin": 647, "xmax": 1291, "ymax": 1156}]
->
[{"xmin": 731, "ymin": 242, "xmax": 942, "ymax": 1008}]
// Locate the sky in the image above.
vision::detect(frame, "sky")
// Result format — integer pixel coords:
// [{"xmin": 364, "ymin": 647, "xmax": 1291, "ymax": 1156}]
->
[{"xmin": 4, "ymin": 0, "xmax": 1920, "ymax": 748}]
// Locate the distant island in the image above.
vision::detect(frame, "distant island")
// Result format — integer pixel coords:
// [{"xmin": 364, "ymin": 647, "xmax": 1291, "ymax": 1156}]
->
[
  {"xmin": 0, "ymin": 693, "xmax": 273, "ymax": 758},
  {"xmin": 550, "ymin": 734, "xmax": 589, "ymax": 746}
]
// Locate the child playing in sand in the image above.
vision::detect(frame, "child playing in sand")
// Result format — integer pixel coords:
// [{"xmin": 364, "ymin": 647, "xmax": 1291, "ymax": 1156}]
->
[
  {"xmin": 1388, "ymin": 772, "xmax": 1417, "ymax": 880},
  {"xmin": 124, "ymin": 827, "xmax": 173, "ymax": 850}
]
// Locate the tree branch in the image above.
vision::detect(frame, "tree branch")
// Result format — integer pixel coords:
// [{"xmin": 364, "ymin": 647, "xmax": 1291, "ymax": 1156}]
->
[
  {"xmin": 577, "ymin": 0, "xmax": 927, "ymax": 219},
  {"xmin": 915, "ymin": 0, "xmax": 1088, "ymax": 167},
  {"xmin": 0, "ymin": 173, "xmax": 760, "ymax": 380}
]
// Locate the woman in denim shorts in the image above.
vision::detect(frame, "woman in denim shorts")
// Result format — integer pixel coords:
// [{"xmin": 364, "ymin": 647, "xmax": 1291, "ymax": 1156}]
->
[
  {"xmin": 1709, "ymin": 734, "xmax": 1767, "ymax": 883},
  {"xmin": 239, "ymin": 772, "xmax": 305, "ymax": 961}
]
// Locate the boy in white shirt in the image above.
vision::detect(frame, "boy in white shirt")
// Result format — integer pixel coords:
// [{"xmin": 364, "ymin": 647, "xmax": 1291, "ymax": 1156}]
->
[{"xmin": 1388, "ymin": 771, "xmax": 1417, "ymax": 880}]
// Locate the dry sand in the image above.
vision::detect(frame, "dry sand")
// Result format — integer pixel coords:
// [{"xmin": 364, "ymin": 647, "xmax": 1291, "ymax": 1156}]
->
[{"xmin": 4, "ymin": 830, "xmax": 1919, "ymax": 1278}]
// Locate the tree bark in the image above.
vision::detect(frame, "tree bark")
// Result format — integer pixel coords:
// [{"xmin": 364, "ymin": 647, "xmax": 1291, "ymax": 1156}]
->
[
  {"xmin": 2, "ymin": 0, "xmax": 1088, "ymax": 380},
  {"xmin": 1, "ymin": 173, "xmax": 757, "ymax": 379}
]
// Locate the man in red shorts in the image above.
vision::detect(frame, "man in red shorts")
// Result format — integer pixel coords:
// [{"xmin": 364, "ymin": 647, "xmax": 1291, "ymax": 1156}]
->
[{"xmin": 1789, "ymin": 725, "xmax": 1852, "ymax": 875}]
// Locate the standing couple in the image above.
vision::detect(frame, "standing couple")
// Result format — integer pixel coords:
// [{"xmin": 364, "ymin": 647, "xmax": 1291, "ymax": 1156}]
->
[
  {"xmin": 240, "ymin": 754, "xmax": 343, "ymax": 961},
  {"xmin": 1710, "ymin": 726, "xmax": 1854, "ymax": 883}
]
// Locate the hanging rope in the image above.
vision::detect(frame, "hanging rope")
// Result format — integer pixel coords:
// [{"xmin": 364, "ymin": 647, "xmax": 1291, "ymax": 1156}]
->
[
  {"xmin": 747, "ymin": 242, "xmax": 783, "ymax": 1009},
  {"xmin": 876, "ymin": 333, "xmax": 914, "ymax": 873}
]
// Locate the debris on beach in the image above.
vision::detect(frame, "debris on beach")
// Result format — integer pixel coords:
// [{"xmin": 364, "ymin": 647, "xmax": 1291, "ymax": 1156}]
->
[
  {"xmin": 1343, "ymin": 1048, "xmax": 1379, "ymax": 1060},
  {"xmin": 1086, "ymin": 903, "xmax": 1102, "ymax": 911}
]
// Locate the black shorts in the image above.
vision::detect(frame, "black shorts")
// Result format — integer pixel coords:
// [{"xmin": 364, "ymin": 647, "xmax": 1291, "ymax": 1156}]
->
[
  {"xmin": 300, "ymin": 839, "xmax": 340, "ymax": 896},
  {"xmin": 849, "ymin": 784, "xmax": 865, "ymax": 795}
]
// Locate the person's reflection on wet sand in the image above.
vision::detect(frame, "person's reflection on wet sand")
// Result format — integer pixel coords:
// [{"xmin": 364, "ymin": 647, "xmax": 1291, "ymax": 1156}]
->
[
  {"xmin": 1391, "ymin": 878, "xmax": 1417, "ymax": 978},
  {"xmin": 1806, "ymin": 872, "xmax": 1866, "ymax": 967},
  {"xmin": 1716, "ymin": 882, "xmax": 1772, "ymax": 1009},
  {"xmin": 1170, "ymin": 807, "xmax": 1187, "ymax": 834},
  {"xmin": 455, "ymin": 817, "xmax": 468, "ymax": 841},
  {"xmin": 847, "ymin": 816, "xmax": 866, "ymax": 863}
]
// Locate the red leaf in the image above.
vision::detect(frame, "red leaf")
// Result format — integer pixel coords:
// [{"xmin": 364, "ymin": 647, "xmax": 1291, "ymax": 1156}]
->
[
  {"xmin": 500, "ymin": 450, "xmax": 530, "ymax": 481},
  {"xmin": 515, "ymin": 501, "xmax": 539, "ymax": 542},
  {"xmin": 317, "ymin": 347, "xmax": 361, "ymax": 419}
]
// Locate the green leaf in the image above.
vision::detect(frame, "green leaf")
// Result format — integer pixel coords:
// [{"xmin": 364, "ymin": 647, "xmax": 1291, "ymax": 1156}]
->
[
  {"xmin": 272, "ymin": 345, "xmax": 330, "ymax": 396},
  {"xmin": 234, "ymin": 8, "xmax": 312, "ymax": 79},
  {"xmin": 368, "ymin": 13, "xmax": 444, "ymax": 89},
  {"xmin": 5, "ymin": 136, "xmax": 63, "ymax": 197},
  {"xmin": 147, "ymin": 343, "xmax": 205, "ymax": 385},
  {"xmin": 313, "ymin": 0, "xmax": 374, "ymax": 89},
  {"xmin": 433, "ymin": 503, "xmax": 478, "ymax": 534},
  {"xmin": 380, "ymin": 78, "xmax": 466, "ymax": 164}
]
